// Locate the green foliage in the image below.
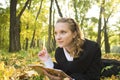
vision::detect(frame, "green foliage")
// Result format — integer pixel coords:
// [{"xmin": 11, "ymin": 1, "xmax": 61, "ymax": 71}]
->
[
  {"xmin": 0, "ymin": 7, "xmax": 9, "ymax": 49},
  {"xmin": 101, "ymin": 65, "xmax": 113, "ymax": 73},
  {"xmin": 17, "ymin": 0, "xmax": 49, "ymax": 50},
  {"xmin": 2, "ymin": 0, "xmax": 120, "ymax": 57},
  {"xmin": 0, "ymin": 0, "xmax": 120, "ymax": 59},
  {"xmin": 90, "ymin": 17, "xmax": 98, "ymax": 23},
  {"xmin": 30, "ymin": 75, "xmax": 44, "ymax": 80}
]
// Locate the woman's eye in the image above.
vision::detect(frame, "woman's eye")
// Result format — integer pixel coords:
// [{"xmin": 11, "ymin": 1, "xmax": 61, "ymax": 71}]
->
[{"xmin": 61, "ymin": 31, "xmax": 66, "ymax": 34}]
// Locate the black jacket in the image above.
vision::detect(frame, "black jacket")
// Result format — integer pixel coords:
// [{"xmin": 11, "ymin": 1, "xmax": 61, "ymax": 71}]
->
[{"xmin": 54, "ymin": 39, "xmax": 102, "ymax": 80}]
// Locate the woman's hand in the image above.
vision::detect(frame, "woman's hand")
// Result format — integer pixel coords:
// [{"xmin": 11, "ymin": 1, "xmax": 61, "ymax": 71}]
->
[
  {"xmin": 64, "ymin": 77, "xmax": 73, "ymax": 80},
  {"xmin": 38, "ymin": 48, "xmax": 50, "ymax": 62}
]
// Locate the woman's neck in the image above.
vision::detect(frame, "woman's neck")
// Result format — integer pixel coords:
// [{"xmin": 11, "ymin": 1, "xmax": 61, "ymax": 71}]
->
[
  {"xmin": 64, "ymin": 46, "xmax": 73, "ymax": 54},
  {"xmin": 65, "ymin": 48, "xmax": 70, "ymax": 53}
]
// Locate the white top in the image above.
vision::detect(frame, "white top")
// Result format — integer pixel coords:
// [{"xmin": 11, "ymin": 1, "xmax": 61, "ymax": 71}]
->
[
  {"xmin": 63, "ymin": 48, "xmax": 73, "ymax": 61},
  {"xmin": 44, "ymin": 48, "xmax": 73, "ymax": 68}
]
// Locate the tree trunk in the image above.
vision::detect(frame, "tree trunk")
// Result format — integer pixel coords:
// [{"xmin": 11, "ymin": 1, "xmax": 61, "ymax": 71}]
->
[
  {"xmin": 25, "ymin": 1, "xmax": 31, "ymax": 50},
  {"xmin": 9, "ymin": 0, "xmax": 21, "ymax": 52},
  {"xmin": 73, "ymin": 0, "xmax": 79, "ymax": 22},
  {"xmin": 30, "ymin": 29, "xmax": 36, "ymax": 48},
  {"xmin": 35, "ymin": 0, "xmax": 43, "ymax": 20},
  {"xmin": 52, "ymin": 9, "xmax": 56, "ymax": 50},
  {"xmin": 104, "ymin": 19, "xmax": 110, "ymax": 53},
  {"xmin": 9, "ymin": 0, "xmax": 30, "ymax": 52},
  {"xmin": 47, "ymin": 0, "xmax": 53, "ymax": 52},
  {"xmin": 30, "ymin": 0, "xmax": 43, "ymax": 48},
  {"xmin": 25, "ymin": 24, "xmax": 29, "ymax": 50},
  {"xmin": 97, "ymin": 2, "xmax": 103, "ymax": 46},
  {"xmin": 0, "ymin": 25, "xmax": 2, "ymax": 48},
  {"xmin": 55, "ymin": 0, "xmax": 63, "ymax": 17},
  {"xmin": 102, "ymin": 0, "xmax": 111, "ymax": 53}
]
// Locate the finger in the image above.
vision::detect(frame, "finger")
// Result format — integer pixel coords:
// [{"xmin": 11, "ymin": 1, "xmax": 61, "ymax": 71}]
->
[
  {"xmin": 38, "ymin": 52, "xmax": 44, "ymax": 56},
  {"xmin": 38, "ymin": 50, "xmax": 46, "ymax": 56},
  {"xmin": 42, "ymin": 49, "xmax": 47, "ymax": 54},
  {"xmin": 64, "ymin": 78, "xmax": 70, "ymax": 80}
]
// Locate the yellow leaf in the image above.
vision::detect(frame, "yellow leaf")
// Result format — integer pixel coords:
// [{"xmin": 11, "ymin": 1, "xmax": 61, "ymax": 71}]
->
[
  {"xmin": 111, "ymin": 75, "xmax": 116, "ymax": 80},
  {"xmin": 25, "ymin": 70, "xmax": 38, "ymax": 77},
  {"xmin": 0, "ymin": 62, "xmax": 5, "ymax": 70}
]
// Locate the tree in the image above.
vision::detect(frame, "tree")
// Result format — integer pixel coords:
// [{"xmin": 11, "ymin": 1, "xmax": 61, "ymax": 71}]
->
[
  {"xmin": 73, "ymin": 0, "xmax": 79, "ymax": 22},
  {"xmin": 103, "ymin": 0, "xmax": 116, "ymax": 53},
  {"xmin": 73, "ymin": 0, "xmax": 91, "ymax": 29},
  {"xmin": 47, "ymin": 0, "xmax": 63, "ymax": 52},
  {"xmin": 9, "ymin": 0, "xmax": 30, "ymax": 52},
  {"xmin": 25, "ymin": 0, "xmax": 32, "ymax": 50},
  {"xmin": 30, "ymin": 0, "xmax": 43, "ymax": 48},
  {"xmin": 98, "ymin": 0, "xmax": 119, "ymax": 53},
  {"xmin": 55, "ymin": 0, "xmax": 63, "ymax": 17},
  {"xmin": 97, "ymin": 1, "xmax": 104, "ymax": 45},
  {"xmin": 47, "ymin": 0, "xmax": 54, "ymax": 52}
]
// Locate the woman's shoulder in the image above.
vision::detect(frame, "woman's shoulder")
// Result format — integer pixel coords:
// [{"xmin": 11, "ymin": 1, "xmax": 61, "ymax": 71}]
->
[
  {"xmin": 85, "ymin": 39, "xmax": 97, "ymax": 44},
  {"xmin": 55, "ymin": 47, "xmax": 65, "ymax": 59},
  {"xmin": 82, "ymin": 39, "xmax": 101, "ymax": 58},
  {"xmin": 85, "ymin": 39, "xmax": 99, "ymax": 45},
  {"xmin": 55, "ymin": 47, "xmax": 64, "ymax": 54},
  {"xmin": 84, "ymin": 39, "xmax": 100, "ymax": 49}
]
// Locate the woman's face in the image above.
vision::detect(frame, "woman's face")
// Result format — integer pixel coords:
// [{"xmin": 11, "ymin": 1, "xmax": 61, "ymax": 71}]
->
[{"xmin": 55, "ymin": 22, "xmax": 76, "ymax": 49}]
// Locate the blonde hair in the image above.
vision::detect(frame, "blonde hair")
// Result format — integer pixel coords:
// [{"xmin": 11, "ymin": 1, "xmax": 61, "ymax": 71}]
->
[{"xmin": 56, "ymin": 18, "xmax": 85, "ymax": 58}]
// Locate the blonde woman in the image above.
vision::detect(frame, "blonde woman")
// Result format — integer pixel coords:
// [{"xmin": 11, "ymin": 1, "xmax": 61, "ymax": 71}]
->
[{"xmin": 38, "ymin": 18, "xmax": 102, "ymax": 80}]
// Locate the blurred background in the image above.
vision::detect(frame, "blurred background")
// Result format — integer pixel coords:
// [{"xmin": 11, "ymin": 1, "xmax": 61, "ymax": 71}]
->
[{"xmin": 0, "ymin": 0, "xmax": 120, "ymax": 53}]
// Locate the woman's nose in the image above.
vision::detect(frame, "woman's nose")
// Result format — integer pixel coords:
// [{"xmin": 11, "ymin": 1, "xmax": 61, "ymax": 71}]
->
[{"xmin": 55, "ymin": 34, "xmax": 61, "ymax": 40}]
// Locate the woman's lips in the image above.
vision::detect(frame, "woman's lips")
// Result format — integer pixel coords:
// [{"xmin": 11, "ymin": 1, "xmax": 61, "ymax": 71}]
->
[{"xmin": 57, "ymin": 41, "xmax": 63, "ymax": 44}]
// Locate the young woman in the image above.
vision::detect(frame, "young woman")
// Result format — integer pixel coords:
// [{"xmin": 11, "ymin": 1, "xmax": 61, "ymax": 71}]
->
[{"xmin": 38, "ymin": 18, "xmax": 102, "ymax": 80}]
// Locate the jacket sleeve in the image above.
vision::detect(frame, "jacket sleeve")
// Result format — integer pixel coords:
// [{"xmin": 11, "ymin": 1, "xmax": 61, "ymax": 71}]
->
[{"xmin": 70, "ymin": 43, "xmax": 102, "ymax": 80}]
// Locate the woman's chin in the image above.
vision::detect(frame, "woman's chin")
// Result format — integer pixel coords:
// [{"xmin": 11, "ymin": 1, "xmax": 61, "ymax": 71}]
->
[{"xmin": 58, "ymin": 45, "xmax": 64, "ymax": 48}]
